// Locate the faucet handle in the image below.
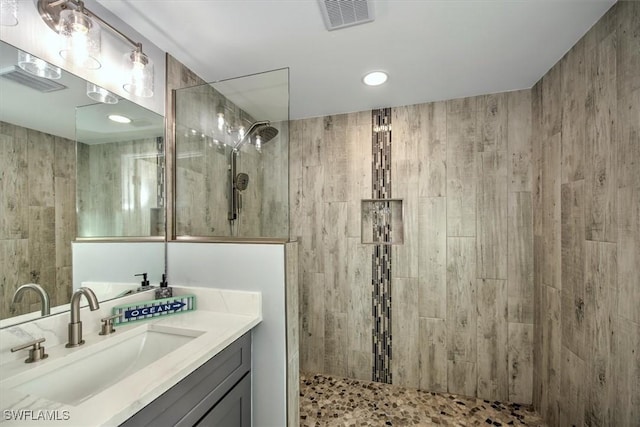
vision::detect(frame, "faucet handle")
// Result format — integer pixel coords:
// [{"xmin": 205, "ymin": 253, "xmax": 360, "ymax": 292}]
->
[
  {"xmin": 11, "ymin": 338, "xmax": 48, "ymax": 364},
  {"xmin": 99, "ymin": 313, "xmax": 121, "ymax": 336}
]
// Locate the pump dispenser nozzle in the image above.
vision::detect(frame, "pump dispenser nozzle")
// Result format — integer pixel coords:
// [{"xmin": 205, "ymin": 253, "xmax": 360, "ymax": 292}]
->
[
  {"xmin": 155, "ymin": 273, "xmax": 173, "ymax": 299},
  {"xmin": 135, "ymin": 273, "xmax": 150, "ymax": 291}
]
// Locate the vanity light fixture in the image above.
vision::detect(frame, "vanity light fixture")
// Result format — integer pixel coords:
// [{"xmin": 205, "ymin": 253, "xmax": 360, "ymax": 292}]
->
[
  {"xmin": 108, "ymin": 114, "xmax": 131, "ymax": 124},
  {"xmin": 0, "ymin": 0, "xmax": 18, "ymax": 26},
  {"xmin": 18, "ymin": 50, "xmax": 62, "ymax": 80},
  {"xmin": 38, "ymin": 0, "xmax": 154, "ymax": 97},
  {"xmin": 363, "ymin": 71, "xmax": 388, "ymax": 86},
  {"xmin": 87, "ymin": 82, "xmax": 118, "ymax": 104}
]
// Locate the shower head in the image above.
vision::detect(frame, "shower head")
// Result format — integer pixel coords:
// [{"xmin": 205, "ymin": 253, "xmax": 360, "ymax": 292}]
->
[
  {"xmin": 235, "ymin": 173, "xmax": 249, "ymax": 191},
  {"xmin": 253, "ymin": 125, "xmax": 279, "ymax": 151},
  {"xmin": 233, "ymin": 120, "xmax": 279, "ymax": 151}
]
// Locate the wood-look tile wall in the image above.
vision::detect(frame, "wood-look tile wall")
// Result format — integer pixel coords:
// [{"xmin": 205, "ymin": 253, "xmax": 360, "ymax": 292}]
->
[
  {"xmin": 532, "ymin": 2, "xmax": 640, "ymax": 425},
  {"xmin": 173, "ymin": 81, "xmax": 256, "ymax": 237},
  {"xmin": 285, "ymin": 241, "xmax": 300, "ymax": 427},
  {"xmin": 165, "ymin": 54, "xmax": 207, "ymax": 239},
  {"xmin": 77, "ymin": 138, "xmax": 161, "ymax": 237},
  {"xmin": 290, "ymin": 89, "xmax": 534, "ymax": 403},
  {"xmin": 0, "ymin": 121, "xmax": 75, "ymax": 320}
]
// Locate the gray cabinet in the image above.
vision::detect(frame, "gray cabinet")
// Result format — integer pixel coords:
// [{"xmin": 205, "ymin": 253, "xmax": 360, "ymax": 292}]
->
[
  {"xmin": 195, "ymin": 373, "xmax": 251, "ymax": 426},
  {"xmin": 120, "ymin": 332, "xmax": 251, "ymax": 427}
]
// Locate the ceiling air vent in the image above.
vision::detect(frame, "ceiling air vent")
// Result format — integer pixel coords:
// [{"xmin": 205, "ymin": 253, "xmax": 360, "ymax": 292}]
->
[
  {"xmin": 0, "ymin": 66, "xmax": 67, "ymax": 93},
  {"xmin": 318, "ymin": 0, "xmax": 375, "ymax": 31}
]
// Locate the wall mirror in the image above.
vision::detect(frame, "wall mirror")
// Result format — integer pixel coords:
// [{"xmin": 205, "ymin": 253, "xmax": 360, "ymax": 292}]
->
[
  {"xmin": 0, "ymin": 39, "xmax": 165, "ymax": 327},
  {"xmin": 174, "ymin": 68, "xmax": 289, "ymax": 239}
]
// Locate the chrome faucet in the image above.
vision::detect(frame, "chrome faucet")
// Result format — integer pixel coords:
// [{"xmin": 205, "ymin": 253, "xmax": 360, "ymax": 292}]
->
[
  {"xmin": 66, "ymin": 287, "xmax": 100, "ymax": 348},
  {"xmin": 11, "ymin": 283, "xmax": 51, "ymax": 316}
]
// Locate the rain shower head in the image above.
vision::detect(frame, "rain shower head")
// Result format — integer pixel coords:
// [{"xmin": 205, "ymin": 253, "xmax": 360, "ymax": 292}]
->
[{"xmin": 233, "ymin": 120, "xmax": 279, "ymax": 151}]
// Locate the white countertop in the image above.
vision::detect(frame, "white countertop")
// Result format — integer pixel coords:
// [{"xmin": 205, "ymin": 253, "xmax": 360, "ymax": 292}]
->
[{"xmin": 0, "ymin": 287, "xmax": 262, "ymax": 426}]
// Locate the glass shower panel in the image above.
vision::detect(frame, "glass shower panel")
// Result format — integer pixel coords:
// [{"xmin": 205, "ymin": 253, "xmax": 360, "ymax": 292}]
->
[{"xmin": 174, "ymin": 68, "xmax": 289, "ymax": 239}]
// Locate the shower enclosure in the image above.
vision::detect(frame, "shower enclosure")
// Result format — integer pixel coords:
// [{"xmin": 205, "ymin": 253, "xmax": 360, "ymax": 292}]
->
[{"xmin": 174, "ymin": 68, "xmax": 289, "ymax": 239}]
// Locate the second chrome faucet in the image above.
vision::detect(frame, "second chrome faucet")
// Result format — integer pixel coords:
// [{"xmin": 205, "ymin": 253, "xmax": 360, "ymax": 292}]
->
[{"xmin": 66, "ymin": 287, "xmax": 100, "ymax": 348}]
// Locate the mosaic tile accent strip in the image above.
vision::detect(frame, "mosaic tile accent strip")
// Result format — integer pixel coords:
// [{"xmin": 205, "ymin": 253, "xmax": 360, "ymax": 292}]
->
[
  {"xmin": 371, "ymin": 108, "xmax": 392, "ymax": 384},
  {"xmin": 372, "ymin": 108, "xmax": 392, "ymax": 200},
  {"xmin": 156, "ymin": 136, "xmax": 165, "ymax": 208},
  {"xmin": 300, "ymin": 372, "xmax": 547, "ymax": 426}
]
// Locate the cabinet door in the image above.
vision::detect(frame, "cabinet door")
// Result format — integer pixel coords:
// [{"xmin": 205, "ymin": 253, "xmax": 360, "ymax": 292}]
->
[
  {"xmin": 196, "ymin": 373, "xmax": 251, "ymax": 427},
  {"xmin": 121, "ymin": 333, "xmax": 251, "ymax": 427}
]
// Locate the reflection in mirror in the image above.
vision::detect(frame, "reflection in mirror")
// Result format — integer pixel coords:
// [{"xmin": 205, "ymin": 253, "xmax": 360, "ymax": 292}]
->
[
  {"xmin": 76, "ymin": 95, "xmax": 164, "ymax": 237},
  {"xmin": 0, "ymin": 40, "xmax": 165, "ymax": 326},
  {"xmin": 175, "ymin": 68, "xmax": 289, "ymax": 239}
]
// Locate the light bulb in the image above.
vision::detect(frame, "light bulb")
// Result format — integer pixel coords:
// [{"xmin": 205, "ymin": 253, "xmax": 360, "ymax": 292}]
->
[
  {"xmin": 71, "ymin": 31, "xmax": 89, "ymax": 64},
  {"xmin": 58, "ymin": 9, "xmax": 101, "ymax": 70},
  {"xmin": 255, "ymin": 135, "xmax": 262, "ymax": 152},
  {"xmin": 108, "ymin": 114, "xmax": 131, "ymax": 123},
  {"xmin": 363, "ymin": 71, "xmax": 388, "ymax": 86},
  {"xmin": 131, "ymin": 60, "xmax": 145, "ymax": 89},
  {"xmin": 217, "ymin": 113, "xmax": 225, "ymax": 131}
]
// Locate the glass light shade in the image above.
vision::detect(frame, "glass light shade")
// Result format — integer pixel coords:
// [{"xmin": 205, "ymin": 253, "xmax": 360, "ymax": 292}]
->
[
  {"xmin": 18, "ymin": 51, "xmax": 61, "ymax": 79},
  {"xmin": 122, "ymin": 50, "xmax": 153, "ymax": 98},
  {"xmin": 0, "ymin": 0, "xmax": 18, "ymax": 26},
  {"xmin": 58, "ymin": 9, "xmax": 101, "ymax": 70},
  {"xmin": 86, "ymin": 82, "xmax": 118, "ymax": 104}
]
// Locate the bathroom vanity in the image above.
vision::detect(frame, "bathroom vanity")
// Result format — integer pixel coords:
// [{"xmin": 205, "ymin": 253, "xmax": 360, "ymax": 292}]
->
[
  {"xmin": 120, "ymin": 332, "xmax": 251, "ymax": 426},
  {"xmin": 0, "ymin": 287, "xmax": 261, "ymax": 426}
]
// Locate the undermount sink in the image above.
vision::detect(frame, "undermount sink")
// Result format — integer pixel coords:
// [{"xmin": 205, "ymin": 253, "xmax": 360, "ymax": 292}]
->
[{"xmin": 10, "ymin": 325, "xmax": 203, "ymax": 405}]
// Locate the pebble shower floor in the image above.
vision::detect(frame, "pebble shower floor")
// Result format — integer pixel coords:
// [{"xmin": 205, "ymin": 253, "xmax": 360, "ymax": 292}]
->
[{"xmin": 300, "ymin": 373, "xmax": 546, "ymax": 427}]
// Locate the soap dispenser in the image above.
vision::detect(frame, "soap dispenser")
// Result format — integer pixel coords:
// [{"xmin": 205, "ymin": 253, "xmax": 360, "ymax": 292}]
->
[
  {"xmin": 135, "ymin": 273, "xmax": 151, "ymax": 292},
  {"xmin": 155, "ymin": 274, "xmax": 173, "ymax": 299}
]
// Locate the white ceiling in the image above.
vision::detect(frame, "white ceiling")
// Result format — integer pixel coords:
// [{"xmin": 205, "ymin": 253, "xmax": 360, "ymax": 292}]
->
[{"xmin": 98, "ymin": 0, "xmax": 615, "ymax": 120}]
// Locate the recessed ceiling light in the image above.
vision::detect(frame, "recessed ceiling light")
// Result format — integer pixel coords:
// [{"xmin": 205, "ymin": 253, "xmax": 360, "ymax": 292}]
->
[
  {"xmin": 108, "ymin": 114, "xmax": 131, "ymax": 124},
  {"xmin": 363, "ymin": 71, "xmax": 388, "ymax": 86}
]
